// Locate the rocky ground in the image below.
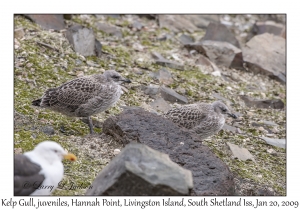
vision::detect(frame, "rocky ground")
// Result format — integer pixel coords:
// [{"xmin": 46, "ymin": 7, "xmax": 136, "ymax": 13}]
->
[{"xmin": 14, "ymin": 14, "xmax": 286, "ymax": 196}]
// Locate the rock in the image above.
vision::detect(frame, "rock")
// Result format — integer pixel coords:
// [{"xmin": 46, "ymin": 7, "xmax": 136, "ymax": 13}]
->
[
  {"xmin": 151, "ymin": 52, "xmax": 185, "ymax": 70},
  {"xmin": 24, "ymin": 14, "xmax": 65, "ymax": 30},
  {"xmin": 239, "ymin": 95, "xmax": 284, "ymax": 109},
  {"xmin": 222, "ymin": 123, "xmax": 237, "ymax": 133},
  {"xmin": 102, "ymin": 109, "xmax": 235, "ymax": 195},
  {"xmin": 248, "ymin": 21, "xmax": 285, "ymax": 40},
  {"xmin": 14, "ymin": 28, "xmax": 25, "ymax": 39},
  {"xmin": 212, "ymin": 93, "xmax": 230, "ymax": 103},
  {"xmin": 226, "ymin": 142, "xmax": 255, "ymax": 161},
  {"xmin": 41, "ymin": 126, "xmax": 55, "ymax": 135},
  {"xmin": 113, "ymin": 149, "xmax": 121, "ymax": 155},
  {"xmin": 243, "ymin": 33, "xmax": 286, "ymax": 84},
  {"xmin": 200, "ymin": 22, "xmax": 240, "ymax": 48},
  {"xmin": 103, "ymin": 14, "xmax": 121, "ymax": 19},
  {"xmin": 96, "ymin": 23, "xmax": 122, "ymax": 38},
  {"xmin": 149, "ymin": 97, "xmax": 171, "ymax": 112},
  {"xmin": 263, "ymin": 121, "xmax": 279, "ymax": 127},
  {"xmin": 260, "ymin": 137, "xmax": 286, "ymax": 149},
  {"xmin": 149, "ymin": 68, "xmax": 174, "ymax": 85},
  {"xmin": 158, "ymin": 15, "xmax": 220, "ymax": 33},
  {"xmin": 158, "ymin": 15, "xmax": 199, "ymax": 33},
  {"xmin": 151, "ymin": 51, "xmax": 165, "ymax": 60},
  {"xmin": 66, "ymin": 25, "xmax": 101, "ymax": 57},
  {"xmin": 131, "ymin": 21, "xmax": 144, "ymax": 30},
  {"xmin": 86, "ymin": 143, "xmax": 193, "ymax": 195},
  {"xmin": 185, "ymin": 40, "xmax": 243, "ymax": 69},
  {"xmin": 160, "ymin": 86, "xmax": 188, "ymax": 104},
  {"xmin": 156, "ymin": 59, "xmax": 184, "ymax": 70},
  {"xmin": 179, "ymin": 34, "xmax": 195, "ymax": 45},
  {"xmin": 141, "ymin": 84, "xmax": 160, "ymax": 97}
]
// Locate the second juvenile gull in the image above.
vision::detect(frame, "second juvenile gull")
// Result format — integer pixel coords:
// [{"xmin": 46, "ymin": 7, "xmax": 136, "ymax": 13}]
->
[{"xmin": 164, "ymin": 101, "xmax": 237, "ymax": 140}]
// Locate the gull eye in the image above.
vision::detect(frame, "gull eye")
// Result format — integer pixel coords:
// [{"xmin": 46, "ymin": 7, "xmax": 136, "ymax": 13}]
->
[
  {"xmin": 53, "ymin": 149, "xmax": 58, "ymax": 153},
  {"xmin": 112, "ymin": 75, "xmax": 119, "ymax": 79},
  {"xmin": 221, "ymin": 108, "xmax": 227, "ymax": 112}
]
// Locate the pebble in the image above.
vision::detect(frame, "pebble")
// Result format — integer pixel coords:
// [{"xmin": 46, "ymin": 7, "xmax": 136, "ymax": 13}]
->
[{"xmin": 114, "ymin": 149, "xmax": 121, "ymax": 155}]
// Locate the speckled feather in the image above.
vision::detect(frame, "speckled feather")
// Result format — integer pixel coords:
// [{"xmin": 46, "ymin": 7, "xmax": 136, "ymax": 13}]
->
[
  {"xmin": 164, "ymin": 101, "xmax": 233, "ymax": 140},
  {"xmin": 35, "ymin": 72, "xmax": 123, "ymax": 117}
]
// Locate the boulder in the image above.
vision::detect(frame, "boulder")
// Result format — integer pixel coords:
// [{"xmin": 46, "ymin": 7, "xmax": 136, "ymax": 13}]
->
[
  {"xmin": 66, "ymin": 25, "xmax": 102, "ymax": 57},
  {"xmin": 200, "ymin": 22, "xmax": 240, "ymax": 48},
  {"xmin": 243, "ymin": 33, "xmax": 286, "ymax": 84},
  {"xmin": 86, "ymin": 143, "xmax": 193, "ymax": 195},
  {"xmin": 24, "ymin": 14, "xmax": 65, "ymax": 30},
  {"xmin": 185, "ymin": 40, "xmax": 243, "ymax": 69},
  {"xmin": 102, "ymin": 109, "xmax": 235, "ymax": 195},
  {"xmin": 239, "ymin": 95, "xmax": 284, "ymax": 109}
]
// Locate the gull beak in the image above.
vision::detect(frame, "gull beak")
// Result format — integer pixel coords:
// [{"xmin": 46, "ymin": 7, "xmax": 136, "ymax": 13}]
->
[
  {"xmin": 122, "ymin": 78, "xmax": 131, "ymax": 83},
  {"xmin": 63, "ymin": 153, "xmax": 77, "ymax": 161},
  {"xmin": 227, "ymin": 113, "xmax": 237, "ymax": 119}
]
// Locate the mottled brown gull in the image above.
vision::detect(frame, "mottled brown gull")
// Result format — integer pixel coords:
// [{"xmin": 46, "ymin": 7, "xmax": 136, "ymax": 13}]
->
[
  {"xmin": 164, "ymin": 101, "xmax": 237, "ymax": 140},
  {"xmin": 32, "ymin": 70, "xmax": 131, "ymax": 134},
  {"xmin": 14, "ymin": 141, "xmax": 76, "ymax": 195}
]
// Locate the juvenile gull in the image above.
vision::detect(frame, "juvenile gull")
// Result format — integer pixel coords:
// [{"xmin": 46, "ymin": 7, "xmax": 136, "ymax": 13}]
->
[
  {"xmin": 14, "ymin": 141, "xmax": 76, "ymax": 195},
  {"xmin": 164, "ymin": 101, "xmax": 237, "ymax": 140},
  {"xmin": 32, "ymin": 70, "xmax": 131, "ymax": 134}
]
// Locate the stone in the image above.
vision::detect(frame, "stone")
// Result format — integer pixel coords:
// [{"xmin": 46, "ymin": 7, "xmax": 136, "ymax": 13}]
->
[
  {"xmin": 179, "ymin": 34, "xmax": 194, "ymax": 45},
  {"xmin": 113, "ymin": 149, "xmax": 121, "ymax": 155},
  {"xmin": 158, "ymin": 15, "xmax": 199, "ymax": 33},
  {"xmin": 24, "ymin": 14, "xmax": 65, "ymax": 30},
  {"xmin": 248, "ymin": 21, "xmax": 285, "ymax": 40},
  {"xmin": 239, "ymin": 95, "xmax": 284, "ymax": 109},
  {"xmin": 86, "ymin": 143, "xmax": 193, "ymax": 195},
  {"xmin": 66, "ymin": 25, "xmax": 102, "ymax": 57},
  {"xmin": 158, "ymin": 15, "xmax": 220, "ymax": 33},
  {"xmin": 141, "ymin": 84, "xmax": 160, "ymax": 97},
  {"xmin": 149, "ymin": 68, "xmax": 173, "ymax": 85},
  {"xmin": 226, "ymin": 142, "xmax": 255, "ymax": 161},
  {"xmin": 151, "ymin": 52, "xmax": 185, "ymax": 71},
  {"xmin": 200, "ymin": 22, "xmax": 240, "ymax": 48},
  {"xmin": 263, "ymin": 121, "xmax": 279, "ymax": 127},
  {"xmin": 96, "ymin": 23, "xmax": 122, "ymax": 38},
  {"xmin": 102, "ymin": 109, "xmax": 235, "ymax": 195},
  {"xmin": 260, "ymin": 137, "xmax": 286, "ymax": 149},
  {"xmin": 149, "ymin": 97, "xmax": 171, "ymax": 112},
  {"xmin": 14, "ymin": 28, "xmax": 25, "ymax": 39},
  {"xmin": 160, "ymin": 86, "xmax": 188, "ymax": 104},
  {"xmin": 41, "ymin": 126, "xmax": 55, "ymax": 135},
  {"xmin": 222, "ymin": 123, "xmax": 237, "ymax": 133},
  {"xmin": 243, "ymin": 33, "xmax": 286, "ymax": 84},
  {"xmin": 185, "ymin": 40, "xmax": 243, "ymax": 69},
  {"xmin": 131, "ymin": 21, "xmax": 144, "ymax": 30},
  {"xmin": 155, "ymin": 59, "xmax": 184, "ymax": 71}
]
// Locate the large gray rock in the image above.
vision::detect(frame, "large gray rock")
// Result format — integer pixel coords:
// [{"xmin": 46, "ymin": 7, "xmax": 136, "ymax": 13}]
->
[
  {"xmin": 102, "ymin": 109, "xmax": 235, "ymax": 195},
  {"xmin": 160, "ymin": 86, "xmax": 188, "ymax": 104},
  {"xmin": 248, "ymin": 21, "xmax": 285, "ymax": 41},
  {"xmin": 158, "ymin": 15, "xmax": 220, "ymax": 33},
  {"xmin": 96, "ymin": 23, "xmax": 123, "ymax": 38},
  {"xmin": 152, "ymin": 52, "xmax": 185, "ymax": 70},
  {"xmin": 24, "ymin": 14, "xmax": 65, "ymax": 30},
  {"xmin": 240, "ymin": 95, "xmax": 284, "ymax": 109},
  {"xmin": 149, "ymin": 68, "xmax": 174, "ymax": 85},
  {"xmin": 86, "ymin": 143, "xmax": 193, "ymax": 195},
  {"xmin": 66, "ymin": 25, "xmax": 102, "ymax": 57},
  {"xmin": 200, "ymin": 22, "xmax": 240, "ymax": 48},
  {"xmin": 243, "ymin": 33, "xmax": 286, "ymax": 84},
  {"xmin": 149, "ymin": 97, "xmax": 171, "ymax": 112},
  {"xmin": 185, "ymin": 40, "xmax": 243, "ymax": 69}
]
